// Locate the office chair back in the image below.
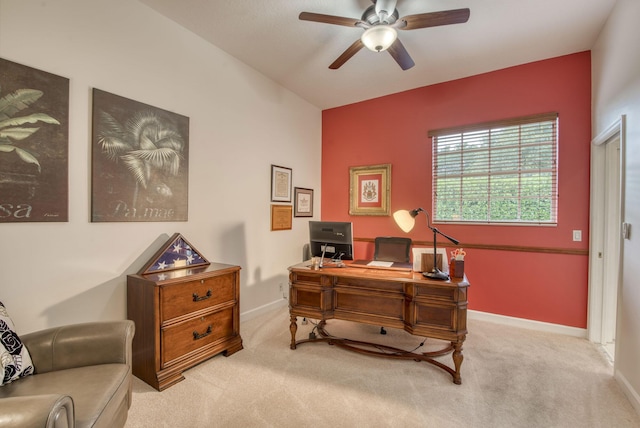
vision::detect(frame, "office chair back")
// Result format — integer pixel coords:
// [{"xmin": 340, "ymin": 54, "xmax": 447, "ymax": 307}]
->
[{"xmin": 374, "ymin": 237, "xmax": 412, "ymax": 263}]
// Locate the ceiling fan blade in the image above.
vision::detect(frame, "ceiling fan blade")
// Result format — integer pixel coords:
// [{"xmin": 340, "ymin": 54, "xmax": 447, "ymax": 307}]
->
[
  {"xmin": 329, "ymin": 39, "xmax": 365, "ymax": 69},
  {"xmin": 399, "ymin": 8, "xmax": 470, "ymax": 30},
  {"xmin": 299, "ymin": 12, "xmax": 363, "ymax": 28},
  {"xmin": 387, "ymin": 38, "xmax": 415, "ymax": 70}
]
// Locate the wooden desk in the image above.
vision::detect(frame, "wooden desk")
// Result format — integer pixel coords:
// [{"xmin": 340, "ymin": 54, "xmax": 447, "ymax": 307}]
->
[{"xmin": 288, "ymin": 261, "xmax": 469, "ymax": 384}]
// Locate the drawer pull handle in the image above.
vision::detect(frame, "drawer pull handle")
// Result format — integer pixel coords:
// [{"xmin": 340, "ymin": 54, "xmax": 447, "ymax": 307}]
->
[
  {"xmin": 192, "ymin": 289, "xmax": 212, "ymax": 302},
  {"xmin": 193, "ymin": 325, "xmax": 212, "ymax": 340}
]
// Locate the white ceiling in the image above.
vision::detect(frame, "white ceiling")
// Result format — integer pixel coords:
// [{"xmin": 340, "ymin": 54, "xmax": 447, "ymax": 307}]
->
[{"xmin": 139, "ymin": 0, "xmax": 616, "ymax": 110}]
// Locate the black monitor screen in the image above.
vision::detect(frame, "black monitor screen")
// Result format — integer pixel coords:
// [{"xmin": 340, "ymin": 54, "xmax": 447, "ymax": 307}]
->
[{"xmin": 309, "ymin": 221, "xmax": 353, "ymax": 261}]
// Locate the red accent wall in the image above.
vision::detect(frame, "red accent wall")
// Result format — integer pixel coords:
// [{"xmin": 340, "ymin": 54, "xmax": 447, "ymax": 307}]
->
[{"xmin": 321, "ymin": 52, "xmax": 591, "ymax": 328}]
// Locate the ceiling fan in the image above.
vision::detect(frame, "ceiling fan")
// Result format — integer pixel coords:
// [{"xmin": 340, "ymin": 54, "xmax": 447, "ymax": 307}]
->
[{"xmin": 299, "ymin": 0, "xmax": 470, "ymax": 70}]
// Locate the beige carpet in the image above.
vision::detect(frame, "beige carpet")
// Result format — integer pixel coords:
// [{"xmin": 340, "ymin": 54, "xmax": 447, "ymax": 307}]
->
[{"xmin": 125, "ymin": 305, "xmax": 640, "ymax": 428}]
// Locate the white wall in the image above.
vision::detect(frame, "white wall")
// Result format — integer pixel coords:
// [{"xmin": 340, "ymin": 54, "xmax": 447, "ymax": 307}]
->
[
  {"xmin": 0, "ymin": 0, "xmax": 321, "ymax": 333},
  {"xmin": 592, "ymin": 0, "xmax": 640, "ymax": 413}
]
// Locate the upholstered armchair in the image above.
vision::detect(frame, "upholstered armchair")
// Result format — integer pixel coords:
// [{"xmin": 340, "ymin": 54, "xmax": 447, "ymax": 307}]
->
[{"xmin": 0, "ymin": 320, "xmax": 135, "ymax": 428}]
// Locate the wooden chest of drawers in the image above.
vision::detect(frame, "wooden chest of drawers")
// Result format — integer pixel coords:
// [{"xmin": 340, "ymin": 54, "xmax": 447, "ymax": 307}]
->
[{"xmin": 127, "ymin": 262, "xmax": 243, "ymax": 390}]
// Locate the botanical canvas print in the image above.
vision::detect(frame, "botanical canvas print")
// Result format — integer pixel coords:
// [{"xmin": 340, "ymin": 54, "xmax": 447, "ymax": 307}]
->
[
  {"xmin": 91, "ymin": 89, "xmax": 189, "ymax": 222},
  {"xmin": 0, "ymin": 58, "xmax": 69, "ymax": 222}
]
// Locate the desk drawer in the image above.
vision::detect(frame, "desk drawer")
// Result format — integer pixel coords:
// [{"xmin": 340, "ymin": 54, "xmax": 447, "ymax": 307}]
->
[
  {"xmin": 290, "ymin": 271, "xmax": 324, "ymax": 285},
  {"xmin": 414, "ymin": 284, "xmax": 458, "ymax": 302},
  {"xmin": 336, "ymin": 277, "xmax": 403, "ymax": 293},
  {"xmin": 290, "ymin": 282, "xmax": 333, "ymax": 313},
  {"xmin": 411, "ymin": 301, "xmax": 466, "ymax": 337},
  {"xmin": 415, "ymin": 303, "xmax": 455, "ymax": 330},
  {"xmin": 161, "ymin": 307, "xmax": 234, "ymax": 367},
  {"xmin": 335, "ymin": 288, "xmax": 404, "ymax": 320},
  {"xmin": 161, "ymin": 274, "xmax": 236, "ymax": 320}
]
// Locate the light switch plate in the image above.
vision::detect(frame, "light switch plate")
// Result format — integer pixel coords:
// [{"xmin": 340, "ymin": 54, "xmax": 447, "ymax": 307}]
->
[{"xmin": 572, "ymin": 230, "xmax": 582, "ymax": 242}]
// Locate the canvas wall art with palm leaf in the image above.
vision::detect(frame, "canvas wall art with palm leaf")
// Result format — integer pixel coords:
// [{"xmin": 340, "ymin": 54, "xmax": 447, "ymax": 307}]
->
[
  {"xmin": 91, "ymin": 89, "xmax": 189, "ymax": 222},
  {"xmin": 0, "ymin": 57, "xmax": 69, "ymax": 222}
]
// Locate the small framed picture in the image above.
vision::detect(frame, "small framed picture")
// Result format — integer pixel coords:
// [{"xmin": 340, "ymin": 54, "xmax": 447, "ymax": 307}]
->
[
  {"xmin": 271, "ymin": 204, "xmax": 292, "ymax": 231},
  {"xmin": 294, "ymin": 187, "xmax": 314, "ymax": 217},
  {"xmin": 349, "ymin": 163, "xmax": 391, "ymax": 216},
  {"xmin": 271, "ymin": 165, "xmax": 292, "ymax": 202}
]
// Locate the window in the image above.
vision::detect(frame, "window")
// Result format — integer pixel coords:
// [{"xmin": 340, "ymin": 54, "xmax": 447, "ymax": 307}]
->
[{"xmin": 430, "ymin": 113, "xmax": 558, "ymax": 225}]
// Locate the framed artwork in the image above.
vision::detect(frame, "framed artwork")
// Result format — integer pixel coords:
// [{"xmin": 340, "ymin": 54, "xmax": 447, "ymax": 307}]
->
[
  {"xmin": 271, "ymin": 204, "xmax": 292, "ymax": 231},
  {"xmin": 91, "ymin": 88, "xmax": 189, "ymax": 222},
  {"xmin": 349, "ymin": 163, "xmax": 391, "ymax": 216},
  {"xmin": 294, "ymin": 187, "xmax": 313, "ymax": 217},
  {"xmin": 139, "ymin": 233, "xmax": 210, "ymax": 275},
  {"xmin": 0, "ymin": 57, "xmax": 69, "ymax": 222},
  {"xmin": 271, "ymin": 165, "xmax": 292, "ymax": 202}
]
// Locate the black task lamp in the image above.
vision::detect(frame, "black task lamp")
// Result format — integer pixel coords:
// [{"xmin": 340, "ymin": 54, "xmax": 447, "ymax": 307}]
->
[{"xmin": 393, "ymin": 208, "xmax": 459, "ymax": 280}]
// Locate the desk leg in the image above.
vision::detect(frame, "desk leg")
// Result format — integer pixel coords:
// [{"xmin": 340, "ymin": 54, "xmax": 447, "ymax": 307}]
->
[
  {"xmin": 289, "ymin": 314, "xmax": 298, "ymax": 350},
  {"xmin": 452, "ymin": 340, "xmax": 464, "ymax": 385}
]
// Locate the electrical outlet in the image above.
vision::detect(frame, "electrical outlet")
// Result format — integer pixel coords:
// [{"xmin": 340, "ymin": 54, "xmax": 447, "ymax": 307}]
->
[
  {"xmin": 572, "ymin": 230, "xmax": 582, "ymax": 242},
  {"xmin": 279, "ymin": 283, "xmax": 283, "ymax": 292}
]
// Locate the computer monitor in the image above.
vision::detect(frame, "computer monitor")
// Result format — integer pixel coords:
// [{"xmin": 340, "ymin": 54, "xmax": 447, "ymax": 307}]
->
[{"xmin": 309, "ymin": 221, "xmax": 354, "ymax": 261}]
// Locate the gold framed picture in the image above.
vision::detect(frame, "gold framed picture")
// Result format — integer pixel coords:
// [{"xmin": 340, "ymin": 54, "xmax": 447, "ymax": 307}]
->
[
  {"xmin": 349, "ymin": 164, "xmax": 391, "ymax": 216},
  {"xmin": 271, "ymin": 204, "xmax": 292, "ymax": 231}
]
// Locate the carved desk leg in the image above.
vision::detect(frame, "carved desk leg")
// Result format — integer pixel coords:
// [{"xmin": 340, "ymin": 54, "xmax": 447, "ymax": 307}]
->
[
  {"xmin": 452, "ymin": 339, "xmax": 465, "ymax": 385},
  {"xmin": 290, "ymin": 314, "xmax": 298, "ymax": 350}
]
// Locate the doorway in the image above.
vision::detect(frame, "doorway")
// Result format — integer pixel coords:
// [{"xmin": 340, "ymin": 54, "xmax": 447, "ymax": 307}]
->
[
  {"xmin": 588, "ymin": 116, "xmax": 625, "ymax": 362},
  {"xmin": 602, "ymin": 136, "xmax": 620, "ymax": 359}
]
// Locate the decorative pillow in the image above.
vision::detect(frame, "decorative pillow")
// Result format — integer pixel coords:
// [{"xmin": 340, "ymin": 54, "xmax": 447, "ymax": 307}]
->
[{"xmin": 0, "ymin": 301, "xmax": 34, "ymax": 385}]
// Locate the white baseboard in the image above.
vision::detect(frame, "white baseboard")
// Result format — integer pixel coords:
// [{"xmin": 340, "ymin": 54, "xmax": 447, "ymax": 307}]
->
[
  {"xmin": 468, "ymin": 310, "xmax": 588, "ymax": 338},
  {"xmin": 240, "ymin": 298, "xmax": 288, "ymax": 323},
  {"xmin": 615, "ymin": 369, "xmax": 640, "ymax": 417}
]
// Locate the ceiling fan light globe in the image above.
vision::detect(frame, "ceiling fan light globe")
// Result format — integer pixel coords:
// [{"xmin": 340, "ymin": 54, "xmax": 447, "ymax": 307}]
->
[{"xmin": 361, "ymin": 25, "xmax": 397, "ymax": 52}]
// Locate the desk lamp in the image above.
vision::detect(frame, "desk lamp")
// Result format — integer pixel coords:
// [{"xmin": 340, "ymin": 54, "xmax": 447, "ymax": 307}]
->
[{"xmin": 393, "ymin": 207, "xmax": 459, "ymax": 280}]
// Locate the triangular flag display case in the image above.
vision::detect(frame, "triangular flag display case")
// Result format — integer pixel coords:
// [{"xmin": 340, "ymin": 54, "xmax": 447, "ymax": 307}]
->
[
  {"xmin": 139, "ymin": 233, "xmax": 210, "ymax": 275},
  {"xmin": 128, "ymin": 233, "xmax": 243, "ymax": 390}
]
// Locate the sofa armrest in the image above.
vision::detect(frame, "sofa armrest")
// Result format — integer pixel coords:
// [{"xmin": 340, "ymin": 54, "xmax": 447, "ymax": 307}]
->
[
  {"xmin": 21, "ymin": 321, "xmax": 134, "ymax": 374},
  {"xmin": 0, "ymin": 395, "xmax": 74, "ymax": 428}
]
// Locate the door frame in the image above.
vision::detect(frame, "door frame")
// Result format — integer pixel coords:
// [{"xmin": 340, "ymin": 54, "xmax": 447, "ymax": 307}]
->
[{"xmin": 588, "ymin": 115, "xmax": 626, "ymax": 349}]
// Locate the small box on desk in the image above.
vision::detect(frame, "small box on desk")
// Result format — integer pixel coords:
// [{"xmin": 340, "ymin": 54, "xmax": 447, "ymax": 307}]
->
[
  {"xmin": 421, "ymin": 253, "xmax": 444, "ymax": 273},
  {"xmin": 450, "ymin": 260, "xmax": 464, "ymax": 278}
]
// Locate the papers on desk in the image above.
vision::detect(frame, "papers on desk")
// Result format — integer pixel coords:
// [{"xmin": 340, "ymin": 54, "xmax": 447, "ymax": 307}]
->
[
  {"xmin": 366, "ymin": 260, "xmax": 394, "ymax": 268},
  {"xmin": 349, "ymin": 260, "xmax": 413, "ymax": 271}
]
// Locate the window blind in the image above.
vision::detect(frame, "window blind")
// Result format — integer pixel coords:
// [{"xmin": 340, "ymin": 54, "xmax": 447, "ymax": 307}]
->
[{"xmin": 429, "ymin": 113, "xmax": 558, "ymax": 225}]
